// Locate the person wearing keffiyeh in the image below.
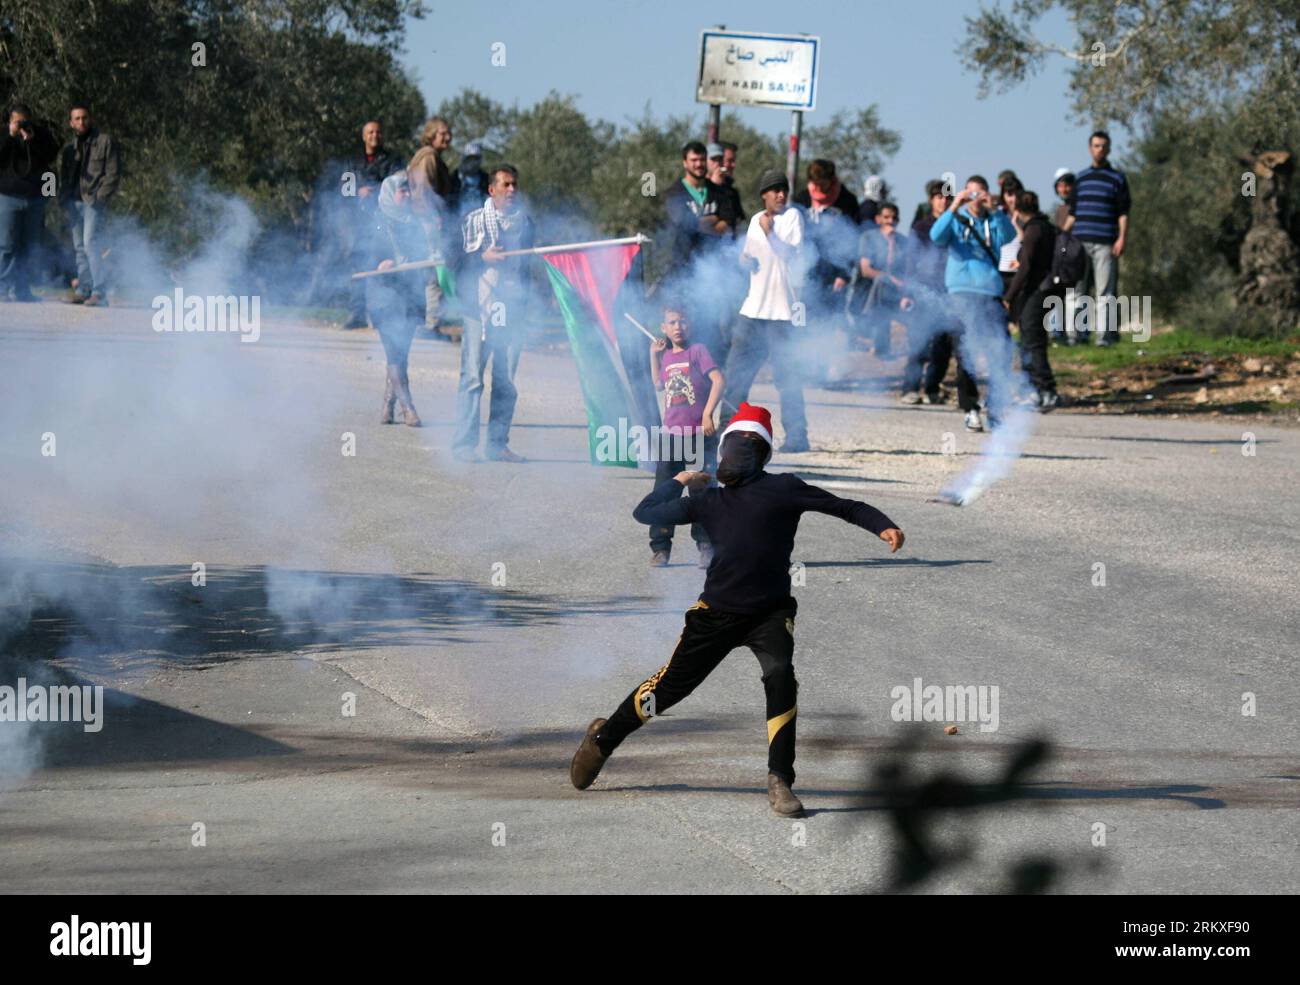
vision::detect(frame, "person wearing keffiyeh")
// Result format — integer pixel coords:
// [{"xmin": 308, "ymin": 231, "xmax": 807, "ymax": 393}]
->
[{"xmin": 452, "ymin": 164, "xmax": 535, "ymax": 463}]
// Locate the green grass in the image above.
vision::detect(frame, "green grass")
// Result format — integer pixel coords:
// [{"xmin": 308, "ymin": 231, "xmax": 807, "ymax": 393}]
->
[
  {"xmin": 264, "ymin": 303, "xmax": 348, "ymax": 323},
  {"xmin": 1051, "ymin": 327, "xmax": 1300, "ymax": 371},
  {"xmin": 1219, "ymin": 400, "xmax": 1300, "ymax": 415}
]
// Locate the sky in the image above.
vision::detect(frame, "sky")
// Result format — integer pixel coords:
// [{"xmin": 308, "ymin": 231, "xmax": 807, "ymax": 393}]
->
[{"xmin": 403, "ymin": 0, "xmax": 1129, "ymax": 212}]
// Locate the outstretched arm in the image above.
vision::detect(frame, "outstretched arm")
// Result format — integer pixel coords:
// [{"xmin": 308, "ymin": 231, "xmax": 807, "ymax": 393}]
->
[
  {"xmin": 632, "ymin": 474, "xmax": 704, "ymax": 527},
  {"xmin": 789, "ymin": 476, "xmax": 905, "ymax": 551}
]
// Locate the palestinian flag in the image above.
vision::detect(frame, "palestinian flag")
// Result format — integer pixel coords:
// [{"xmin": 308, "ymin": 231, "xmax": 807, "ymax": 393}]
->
[
  {"xmin": 542, "ymin": 242, "xmax": 655, "ymax": 468},
  {"xmin": 434, "ymin": 264, "xmax": 457, "ymax": 300}
]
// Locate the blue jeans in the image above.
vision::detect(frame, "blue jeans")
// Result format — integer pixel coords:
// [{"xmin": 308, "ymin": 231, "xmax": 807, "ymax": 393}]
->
[
  {"xmin": 901, "ymin": 294, "xmax": 962, "ymax": 395},
  {"xmin": 366, "ymin": 273, "xmax": 421, "ymax": 367},
  {"xmin": 0, "ymin": 193, "xmax": 45, "ymax": 298},
  {"xmin": 453, "ymin": 315, "xmax": 524, "ymax": 454},
  {"xmin": 949, "ymin": 292, "xmax": 1018, "ymax": 419},
  {"xmin": 69, "ymin": 199, "xmax": 108, "ymax": 296},
  {"xmin": 721, "ymin": 316, "xmax": 808, "ymax": 446},
  {"xmin": 347, "ymin": 207, "xmax": 385, "ymax": 322},
  {"xmin": 648, "ymin": 437, "xmax": 718, "ymax": 552}
]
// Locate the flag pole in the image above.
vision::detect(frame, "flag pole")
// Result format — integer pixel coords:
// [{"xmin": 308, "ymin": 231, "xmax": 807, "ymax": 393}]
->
[
  {"xmin": 496, "ymin": 233, "xmax": 651, "ymax": 259},
  {"xmin": 623, "ymin": 311, "xmax": 659, "ymax": 343},
  {"xmin": 351, "ymin": 233, "xmax": 652, "ymax": 279},
  {"xmin": 352, "ymin": 259, "xmax": 447, "ymax": 279}
]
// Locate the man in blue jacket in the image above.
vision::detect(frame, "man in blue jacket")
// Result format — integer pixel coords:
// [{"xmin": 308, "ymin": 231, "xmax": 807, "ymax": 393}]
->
[{"xmin": 929, "ymin": 175, "xmax": 1018, "ymax": 431}]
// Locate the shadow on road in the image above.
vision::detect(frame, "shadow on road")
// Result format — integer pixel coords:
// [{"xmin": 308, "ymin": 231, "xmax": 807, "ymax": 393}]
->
[
  {"xmin": 1079, "ymin": 434, "xmax": 1278, "ymax": 445},
  {"xmin": 784, "ymin": 470, "xmax": 910, "ymax": 484},
  {"xmin": 823, "ymin": 447, "xmax": 1109, "ymax": 462},
  {"xmin": 0, "ymin": 557, "xmax": 663, "ymax": 667},
  {"xmin": 801, "ymin": 558, "xmax": 992, "ymax": 569}
]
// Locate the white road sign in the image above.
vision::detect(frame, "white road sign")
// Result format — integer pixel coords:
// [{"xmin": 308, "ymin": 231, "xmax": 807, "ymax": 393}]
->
[{"xmin": 696, "ymin": 30, "xmax": 819, "ymax": 112}]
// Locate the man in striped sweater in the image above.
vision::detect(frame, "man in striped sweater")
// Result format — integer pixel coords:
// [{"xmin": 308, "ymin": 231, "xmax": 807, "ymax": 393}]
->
[{"xmin": 1064, "ymin": 131, "xmax": 1131, "ymax": 347}]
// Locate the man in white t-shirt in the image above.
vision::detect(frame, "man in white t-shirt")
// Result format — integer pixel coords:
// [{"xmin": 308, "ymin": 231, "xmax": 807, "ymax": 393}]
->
[{"xmin": 722, "ymin": 170, "xmax": 811, "ymax": 452}]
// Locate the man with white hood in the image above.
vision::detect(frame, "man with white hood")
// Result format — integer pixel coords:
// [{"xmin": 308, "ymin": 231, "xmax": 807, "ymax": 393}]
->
[{"xmin": 858, "ymin": 173, "xmax": 888, "ymax": 225}]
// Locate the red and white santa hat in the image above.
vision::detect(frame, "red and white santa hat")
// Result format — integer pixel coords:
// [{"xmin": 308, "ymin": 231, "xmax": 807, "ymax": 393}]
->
[{"xmin": 721, "ymin": 402, "xmax": 774, "ymax": 460}]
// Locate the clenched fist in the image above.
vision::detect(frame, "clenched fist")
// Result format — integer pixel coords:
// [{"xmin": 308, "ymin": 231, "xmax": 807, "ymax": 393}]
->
[{"xmin": 674, "ymin": 471, "xmax": 710, "ymax": 492}]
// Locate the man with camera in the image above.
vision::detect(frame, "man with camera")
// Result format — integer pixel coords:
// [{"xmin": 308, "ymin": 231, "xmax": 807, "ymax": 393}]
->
[
  {"xmin": 929, "ymin": 175, "xmax": 1018, "ymax": 431},
  {"xmin": 0, "ymin": 103, "xmax": 58, "ymax": 302}
]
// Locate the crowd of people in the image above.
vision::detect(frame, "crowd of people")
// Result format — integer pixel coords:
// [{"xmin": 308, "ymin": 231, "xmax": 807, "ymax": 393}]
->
[
  {"xmin": 325, "ymin": 123, "xmax": 1128, "ymax": 571},
  {"xmin": 3, "ymin": 100, "xmax": 1133, "ymax": 465},
  {"xmin": 330, "ymin": 123, "xmax": 1131, "ymax": 478},
  {"xmin": 642, "ymin": 132, "xmax": 1133, "ymax": 440}
]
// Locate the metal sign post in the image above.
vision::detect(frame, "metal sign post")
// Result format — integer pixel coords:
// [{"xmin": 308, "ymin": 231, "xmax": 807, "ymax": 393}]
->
[
  {"xmin": 788, "ymin": 110, "xmax": 802, "ymax": 197},
  {"xmin": 707, "ymin": 24, "xmax": 725, "ymax": 144}
]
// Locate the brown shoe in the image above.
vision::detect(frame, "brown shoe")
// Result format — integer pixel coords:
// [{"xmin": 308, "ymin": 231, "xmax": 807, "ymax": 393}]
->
[
  {"xmin": 394, "ymin": 367, "xmax": 420, "ymax": 426},
  {"xmin": 767, "ymin": 773, "xmax": 805, "ymax": 817},
  {"xmin": 486, "ymin": 447, "xmax": 526, "ymax": 463},
  {"xmin": 81, "ymin": 293, "xmax": 105, "ymax": 307},
  {"xmin": 569, "ymin": 718, "xmax": 609, "ymax": 790},
  {"xmin": 65, "ymin": 293, "xmax": 89, "ymax": 304},
  {"xmin": 650, "ymin": 550, "xmax": 670, "ymax": 567}
]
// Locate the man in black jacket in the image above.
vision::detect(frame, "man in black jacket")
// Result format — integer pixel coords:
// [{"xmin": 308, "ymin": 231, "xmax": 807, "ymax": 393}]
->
[
  {"xmin": 341, "ymin": 120, "xmax": 402, "ymax": 328},
  {"xmin": 707, "ymin": 142, "xmax": 745, "ymax": 232},
  {"xmin": 662, "ymin": 141, "xmax": 734, "ymax": 358},
  {"xmin": 1, "ymin": 104, "xmax": 59, "ymax": 301},
  {"xmin": 569, "ymin": 403, "xmax": 905, "ymax": 817},
  {"xmin": 707, "ymin": 141, "xmax": 747, "ymax": 358},
  {"xmin": 449, "ymin": 140, "xmax": 490, "ymax": 218},
  {"xmin": 1005, "ymin": 190, "xmax": 1060, "ymax": 409},
  {"xmin": 58, "ymin": 104, "xmax": 119, "ymax": 305},
  {"xmin": 664, "ymin": 141, "xmax": 732, "ymax": 266}
]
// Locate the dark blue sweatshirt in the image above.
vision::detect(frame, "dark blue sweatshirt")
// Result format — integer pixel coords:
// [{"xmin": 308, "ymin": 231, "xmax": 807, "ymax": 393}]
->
[
  {"xmin": 1068, "ymin": 161, "xmax": 1130, "ymax": 244},
  {"xmin": 633, "ymin": 472, "xmax": 897, "ymax": 614}
]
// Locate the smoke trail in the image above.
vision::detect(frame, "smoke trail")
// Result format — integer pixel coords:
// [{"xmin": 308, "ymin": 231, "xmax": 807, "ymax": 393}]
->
[
  {"xmin": 0, "ymin": 719, "xmax": 42, "ymax": 795},
  {"xmin": 939, "ymin": 405, "xmax": 1035, "ymax": 506},
  {"xmin": 936, "ymin": 298, "xmax": 1039, "ymax": 506}
]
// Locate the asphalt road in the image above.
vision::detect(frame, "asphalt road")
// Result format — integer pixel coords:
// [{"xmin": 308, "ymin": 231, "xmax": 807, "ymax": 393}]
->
[{"xmin": 2, "ymin": 301, "xmax": 1297, "ymax": 893}]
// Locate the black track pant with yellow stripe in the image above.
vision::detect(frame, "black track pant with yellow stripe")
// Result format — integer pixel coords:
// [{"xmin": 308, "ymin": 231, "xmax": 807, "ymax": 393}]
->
[{"xmin": 595, "ymin": 600, "xmax": 800, "ymax": 785}]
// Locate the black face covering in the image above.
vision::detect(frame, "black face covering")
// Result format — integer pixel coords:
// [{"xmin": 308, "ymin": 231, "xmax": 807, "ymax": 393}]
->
[{"xmin": 717, "ymin": 434, "xmax": 769, "ymax": 486}]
